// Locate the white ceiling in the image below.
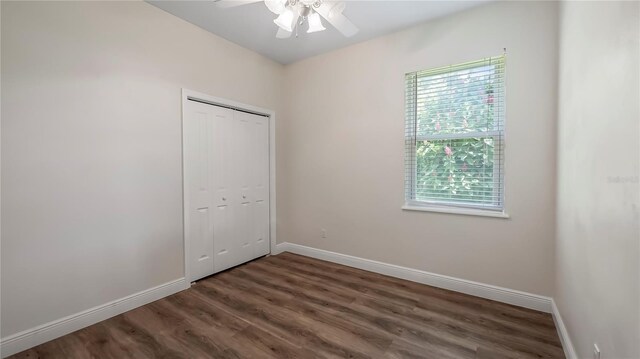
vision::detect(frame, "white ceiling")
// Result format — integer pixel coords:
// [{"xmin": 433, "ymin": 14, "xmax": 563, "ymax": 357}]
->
[{"xmin": 147, "ymin": 1, "xmax": 489, "ymax": 65}]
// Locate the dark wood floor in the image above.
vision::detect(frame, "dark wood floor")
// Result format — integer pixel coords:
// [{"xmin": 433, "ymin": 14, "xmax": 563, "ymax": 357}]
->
[{"xmin": 11, "ymin": 252, "xmax": 565, "ymax": 359}]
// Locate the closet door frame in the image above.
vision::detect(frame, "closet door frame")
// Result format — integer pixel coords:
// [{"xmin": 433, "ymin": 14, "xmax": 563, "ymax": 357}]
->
[{"xmin": 181, "ymin": 89, "xmax": 276, "ymax": 283}]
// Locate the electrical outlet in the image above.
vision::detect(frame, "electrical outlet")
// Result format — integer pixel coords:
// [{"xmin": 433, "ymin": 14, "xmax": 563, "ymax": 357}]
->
[
  {"xmin": 320, "ymin": 229, "xmax": 327, "ymax": 238},
  {"xmin": 593, "ymin": 344, "xmax": 600, "ymax": 359}
]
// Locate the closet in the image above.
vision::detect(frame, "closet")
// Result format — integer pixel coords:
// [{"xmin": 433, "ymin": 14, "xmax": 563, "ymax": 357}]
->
[{"xmin": 183, "ymin": 98, "xmax": 270, "ymax": 282}]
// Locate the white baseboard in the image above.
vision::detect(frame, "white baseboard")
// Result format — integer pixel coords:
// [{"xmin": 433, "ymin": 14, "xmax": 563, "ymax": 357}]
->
[
  {"xmin": 272, "ymin": 242, "xmax": 288, "ymax": 255},
  {"xmin": 551, "ymin": 299, "xmax": 578, "ymax": 359},
  {"xmin": 276, "ymin": 242, "xmax": 552, "ymax": 313},
  {"xmin": 0, "ymin": 278, "xmax": 189, "ymax": 358}
]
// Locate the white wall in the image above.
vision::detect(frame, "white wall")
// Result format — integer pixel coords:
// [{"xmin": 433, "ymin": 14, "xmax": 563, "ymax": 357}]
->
[
  {"xmin": 556, "ymin": 1, "xmax": 640, "ymax": 358},
  {"xmin": 0, "ymin": 1, "xmax": 283, "ymax": 338},
  {"xmin": 279, "ymin": 0, "xmax": 559, "ymax": 296}
]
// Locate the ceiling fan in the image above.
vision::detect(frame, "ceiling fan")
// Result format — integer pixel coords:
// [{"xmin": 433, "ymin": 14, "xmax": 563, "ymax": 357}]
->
[{"xmin": 213, "ymin": 0, "xmax": 359, "ymax": 38}]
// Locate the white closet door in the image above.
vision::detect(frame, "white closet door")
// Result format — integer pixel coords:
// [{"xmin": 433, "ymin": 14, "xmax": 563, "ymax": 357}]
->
[
  {"xmin": 233, "ymin": 111, "xmax": 270, "ymax": 262},
  {"xmin": 211, "ymin": 107, "xmax": 239, "ymax": 273},
  {"xmin": 184, "ymin": 100, "xmax": 227, "ymax": 281},
  {"xmin": 234, "ymin": 111, "xmax": 254, "ymax": 264},
  {"xmin": 248, "ymin": 112, "xmax": 270, "ymax": 258},
  {"xmin": 184, "ymin": 99, "xmax": 270, "ymax": 282}
]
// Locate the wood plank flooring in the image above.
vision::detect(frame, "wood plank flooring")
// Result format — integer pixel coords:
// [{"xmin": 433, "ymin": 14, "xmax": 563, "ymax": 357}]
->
[{"xmin": 10, "ymin": 252, "xmax": 565, "ymax": 359}]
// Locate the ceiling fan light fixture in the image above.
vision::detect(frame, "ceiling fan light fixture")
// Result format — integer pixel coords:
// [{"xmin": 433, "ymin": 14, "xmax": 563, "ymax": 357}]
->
[
  {"xmin": 274, "ymin": 7, "xmax": 295, "ymax": 32},
  {"xmin": 264, "ymin": 0, "xmax": 287, "ymax": 15},
  {"xmin": 307, "ymin": 12, "xmax": 326, "ymax": 33}
]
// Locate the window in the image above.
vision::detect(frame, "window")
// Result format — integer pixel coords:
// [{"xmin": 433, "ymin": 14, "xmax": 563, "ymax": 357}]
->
[{"xmin": 404, "ymin": 56, "xmax": 505, "ymax": 214}]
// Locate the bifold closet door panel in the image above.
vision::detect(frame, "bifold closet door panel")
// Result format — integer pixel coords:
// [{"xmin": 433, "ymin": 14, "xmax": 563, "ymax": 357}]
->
[
  {"xmin": 250, "ymin": 112, "xmax": 270, "ymax": 258},
  {"xmin": 233, "ymin": 111, "xmax": 270, "ymax": 260},
  {"xmin": 184, "ymin": 101, "xmax": 224, "ymax": 282},
  {"xmin": 212, "ymin": 108, "xmax": 242, "ymax": 273},
  {"xmin": 234, "ymin": 111, "xmax": 255, "ymax": 264}
]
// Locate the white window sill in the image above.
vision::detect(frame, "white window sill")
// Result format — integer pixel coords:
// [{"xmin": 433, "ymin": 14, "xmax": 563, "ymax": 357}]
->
[{"xmin": 402, "ymin": 204, "xmax": 510, "ymax": 219}]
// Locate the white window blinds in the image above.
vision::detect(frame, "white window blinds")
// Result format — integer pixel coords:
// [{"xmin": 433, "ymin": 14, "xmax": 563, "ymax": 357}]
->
[{"xmin": 405, "ymin": 55, "xmax": 505, "ymax": 211}]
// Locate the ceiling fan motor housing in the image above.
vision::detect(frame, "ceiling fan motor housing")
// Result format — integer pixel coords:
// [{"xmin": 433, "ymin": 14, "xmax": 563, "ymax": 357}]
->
[
  {"xmin": 299, "ymin": 5, "xmax": 311, "ymax": 17},
  {"xmin": 299, "ymin": 0, "xmax": 319, "ymax": 6}
]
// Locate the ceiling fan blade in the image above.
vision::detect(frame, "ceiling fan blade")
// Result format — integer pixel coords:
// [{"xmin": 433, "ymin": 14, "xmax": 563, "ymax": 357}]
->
[
  {"xmin": 275, "ymin": 14, "xmax": 299, "ymax": 39},
  {"xmin": 213, "ymin": 0, "xmax": 261, "ymax": 9},
  {"xmin": 314, "ymin": 2, "xmax": 359, "ymax": 37}
]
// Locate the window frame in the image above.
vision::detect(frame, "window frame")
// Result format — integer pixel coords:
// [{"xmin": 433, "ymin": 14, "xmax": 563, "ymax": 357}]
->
[{"xmin": 403, "ymin": 56, "xmax": 508, "ymax": 218}]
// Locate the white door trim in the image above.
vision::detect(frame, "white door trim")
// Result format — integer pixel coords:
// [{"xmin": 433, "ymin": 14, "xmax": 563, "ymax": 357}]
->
[{"xmin": 181, "ymin": 89, "xmax": 276, "ymax": 283}]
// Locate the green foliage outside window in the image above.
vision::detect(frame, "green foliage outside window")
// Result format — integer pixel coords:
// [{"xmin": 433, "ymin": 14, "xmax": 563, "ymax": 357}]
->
[{"xmin": 411, "ymin": 62, "xmax": 503, "ymax": 207}]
